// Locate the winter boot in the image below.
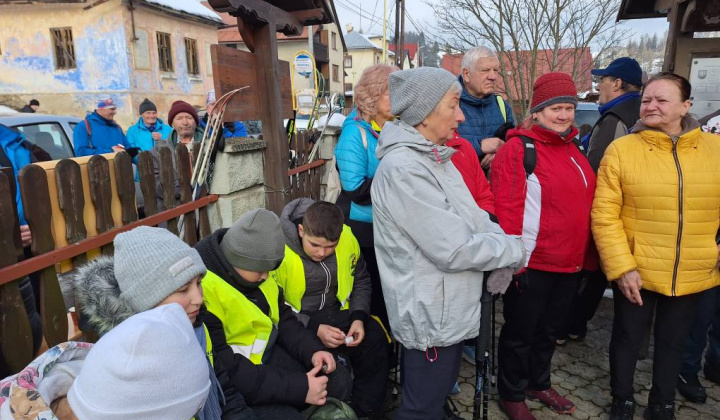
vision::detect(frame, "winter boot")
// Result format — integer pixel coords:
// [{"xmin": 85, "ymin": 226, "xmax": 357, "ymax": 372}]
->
[
  {"xmin": 609, "ymin": 396, "xmax": 635, "ymax": 420},
  {"xmin": 643, "ymin": 403, "xmax": 675, "ymax": 420},
  {"xmin": 499, "ymin": 400, "xmax": 537, "ymax": 420},
  {"xmin": 526, "ymin": 387, "xmax": 575, "ymax": 414},
  {"xmin": 677, "ymin": 374, "xmax": 706, "ymax": 403}
]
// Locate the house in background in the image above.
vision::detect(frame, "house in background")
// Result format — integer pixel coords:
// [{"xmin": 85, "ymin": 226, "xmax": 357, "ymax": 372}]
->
[
  {"xmin": 389, "ymin": 42, "xmax": 422, "ymax": 68},
  {"xmin": 0, "ymin": 0, "xmax": 222, "ymax": 128},
  {"xmin": 442, "ymin": 47, "xmax": 593, "ymax": 116},
  {"xmin": 216, "ymin": 9, "xmax": 347, "ymax": 98},
  {"xmin": 343, "ymin": 25, "xmax": 401, "ymax": 107}
]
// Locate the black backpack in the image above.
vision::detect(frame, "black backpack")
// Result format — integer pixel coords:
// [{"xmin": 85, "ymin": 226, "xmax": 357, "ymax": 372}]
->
[{"xmin": 519, "ymin": 135, "xmax": 585, "ymax": 178}]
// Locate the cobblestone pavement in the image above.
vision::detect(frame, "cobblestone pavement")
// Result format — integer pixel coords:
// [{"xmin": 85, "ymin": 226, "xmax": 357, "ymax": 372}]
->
[{"xmin": 380, "ymin": 296, "xmax": 720, "ymax": 419}]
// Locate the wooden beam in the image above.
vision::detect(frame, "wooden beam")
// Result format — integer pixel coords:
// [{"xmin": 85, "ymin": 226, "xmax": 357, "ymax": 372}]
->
[
  {"xmin": 287, "ymin": 159, "xmax": 325, "ymax": 177},
  {"xmin": 252, "ymin": 20, "xmax": 290, "ymax": 215},
  {"xmin": 225, "ymin": 0, "xmax": 303, "ymax": 35},
  {"xmin": 0, "ymin": 194, "xmax": 218, "ymax": 285}
]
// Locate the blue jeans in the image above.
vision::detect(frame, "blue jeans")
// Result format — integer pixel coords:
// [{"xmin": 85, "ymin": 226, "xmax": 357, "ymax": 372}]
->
[{"xmin": 681, "ymin": 287, "xmax": 720, "ymax": 377}]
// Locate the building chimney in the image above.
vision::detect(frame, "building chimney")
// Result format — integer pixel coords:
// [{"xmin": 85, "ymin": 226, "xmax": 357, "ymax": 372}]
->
[{"xmin": 346, "ymin": 23, "xmax": 353, "ymax": 33}]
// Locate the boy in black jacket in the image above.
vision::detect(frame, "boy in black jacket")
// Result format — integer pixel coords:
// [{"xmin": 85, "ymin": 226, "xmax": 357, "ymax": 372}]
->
[
  {"xmin": 274, "ymin": 199, "xmax": 390, "ymax": 419},
  {"xmin": 194, "ymin": 208, "xmax": 351, "ymax": 419}
]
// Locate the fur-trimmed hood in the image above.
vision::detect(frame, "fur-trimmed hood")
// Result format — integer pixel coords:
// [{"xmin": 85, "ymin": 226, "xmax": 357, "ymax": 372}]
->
[{"xmin": 73, "ymin": 256, "xmax": 135, "ymax": 336}]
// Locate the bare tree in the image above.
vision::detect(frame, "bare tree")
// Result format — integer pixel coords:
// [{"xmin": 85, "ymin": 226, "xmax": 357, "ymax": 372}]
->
[{"xmin": 429, "ymin": 0, "xmax": 631, "ymax": 117}]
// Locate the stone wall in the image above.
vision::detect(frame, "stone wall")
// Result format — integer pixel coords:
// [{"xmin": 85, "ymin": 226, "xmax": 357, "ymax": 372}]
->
[{"xmin": 207, "ymin": 138, "xmax": 266, "ymax": 230}]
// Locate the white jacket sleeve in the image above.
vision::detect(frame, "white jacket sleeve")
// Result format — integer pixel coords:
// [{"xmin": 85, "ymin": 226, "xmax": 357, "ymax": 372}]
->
[{"xmin": 373, "ymin": 164, "xmax": 525, "ymax": 273}]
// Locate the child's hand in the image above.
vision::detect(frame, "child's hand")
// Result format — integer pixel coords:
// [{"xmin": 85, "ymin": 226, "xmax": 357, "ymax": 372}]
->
[
  {"xmin": 346, "ymin": 320, "xmax": 365, "ymax": 347},
  {"xmin": 311, "ymin": 351, "xmax": 336, "ymax": 374},
  {"xmin": 305, "ymin": 364, "xmax": 328, "ymax": 405},
  {"xmin": 317, "ymin": 324, "xmax": 345, "ymax": 348}
]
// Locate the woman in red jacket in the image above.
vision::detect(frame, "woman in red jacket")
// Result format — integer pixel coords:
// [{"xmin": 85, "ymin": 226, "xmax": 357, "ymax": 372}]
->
[{"xmin": 491, "ymin": 73, "xmax": 596, "ymax": 420}]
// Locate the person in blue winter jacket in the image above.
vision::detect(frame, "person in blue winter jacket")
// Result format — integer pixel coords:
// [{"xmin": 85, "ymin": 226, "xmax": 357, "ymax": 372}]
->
[
  {"xmin": 457, "ymin": 46, "xmax": 515, "ymax": 170},
  {"xmin": 334, "ymin": 64, "xmax": 398, "ymax": 333},
  {"xmin": 126, "ymin": 98, "xmax": 173, "ymax": 151},
  {"xmin": 201, "ymin": 90, "xmax": 248, "ymax": 138},
  {"xmin": 73, "ymin": 97, "xmax": 130, "ymax": 157}
]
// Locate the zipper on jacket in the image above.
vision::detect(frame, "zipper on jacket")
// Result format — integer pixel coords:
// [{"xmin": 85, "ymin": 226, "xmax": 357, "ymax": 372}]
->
[
  {"xmin": 671, "ymin": 141, "xmax": 684, "ymax": 296},
  {"xmin": 570, "ymin": 157, "xmax": 588, "ymax": 188},
  {"xmin": 319, "ymin": 261, "xmax": 331, "ymax": 310}
]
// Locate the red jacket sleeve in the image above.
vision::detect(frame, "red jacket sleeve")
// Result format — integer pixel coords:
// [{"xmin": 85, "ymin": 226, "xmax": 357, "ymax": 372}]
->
[
  {"xmin": 451, "ymin": 136, "xmax": 496, "ymax": 214},
  {"xmin": 490, "ymin": 139, "xmax": 526, "ymax": 236}
]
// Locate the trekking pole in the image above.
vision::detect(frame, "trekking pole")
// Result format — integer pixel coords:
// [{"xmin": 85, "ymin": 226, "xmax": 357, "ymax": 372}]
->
[
  {"xmin": 491, "ymin": 295, "xmax": 497, "ymax": 387},
  {"xmin": 474, "ymin": 275, "xmax": 493, "ymax": 420}
]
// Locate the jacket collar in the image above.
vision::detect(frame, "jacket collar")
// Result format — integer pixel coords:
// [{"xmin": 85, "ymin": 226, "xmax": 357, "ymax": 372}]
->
[
  {"xmin": 377, "ymin": 120, "xmax": 456, "ymax": 164},
  {"xmin": 632, "ymin": 115, "xmax": 702, "ymax": 151}
]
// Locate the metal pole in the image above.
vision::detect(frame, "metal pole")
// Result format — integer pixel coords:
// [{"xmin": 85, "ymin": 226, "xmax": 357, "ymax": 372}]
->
[
  {"xmin": 382, "ymin": 0, "xmax": 387, "ymax": 63},
  {"xmin": 399, "ymin": 0, "xmax": 405, "ymax": 69},
  {"xmin": 394, "ymin": 0, "xmax": 400, "ymax": 67},
  {"xmin": 308, "ymin": 25, "xmax": 314, "ymax": 89}
]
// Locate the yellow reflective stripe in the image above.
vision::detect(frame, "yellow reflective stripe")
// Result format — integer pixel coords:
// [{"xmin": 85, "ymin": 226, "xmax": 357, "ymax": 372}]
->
[
  {"xmin": 496, "ymin": 95, "xmax": 507, "ymax": 122},
  {"xmin": 371, "ymin": 315, "xmax": 392, "ymax": 344}
]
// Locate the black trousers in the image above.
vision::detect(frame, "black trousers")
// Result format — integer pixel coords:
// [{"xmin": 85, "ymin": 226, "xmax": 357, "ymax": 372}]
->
[
  {"xmin": 498, "ymin": 269, "xmax": 580, "ymax": 401},
  {"xmin": 360, "ymin": 245, "xmax": 390, "ymax": 335},
  {"xmin": 396, "ymin": 343, "xmax": 463, "ymax": 420},
  {"xmin": 342, "ymin": 317, "xmax": 390, "ymax": 414},
  {"xmin": 565, "ymin": 269, "xmax": 608, "ymax": 337},
  {"xmin": 610, "ymin": 285, "xmax": 702, "ymax": 405}
]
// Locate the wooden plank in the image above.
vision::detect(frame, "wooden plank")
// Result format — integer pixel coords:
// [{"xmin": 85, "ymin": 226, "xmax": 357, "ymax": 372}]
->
[
  {"xmin": 55, "ymin": 159, "xmax": 88, "ymax": 267},
  {"xmin": 176, "ymin": 144, "xmax": 197, "ymax": 246},
  {"xmin": 158, "ymin": 146, "xmax": 178, "ymax": 235},
  {"xmin": 0, "ymin": 170, "xmax": 33, "ymax": 372},
  {"xmin": 137, "ymin": 151, "xmax": 158, "ymax": 217},
  {"xmin": 0, "ymin": 194, "xmax": 219, "ymax": 284},
  {"xmin": 114, "ymin": 151, "xmax": 138, "ymax": 225},
  {"xmin": 197, "ymin": 186, "xmax": 212, "ymax": 240},
  {"xmin": 87, "ymin": 155, "xmax": 114, "ymax": 255},
  {"xmin": 211, "ymin": 45, "xmax": 293, "ymax": 122},
  {"xmin": 18, "ymin": 164, "xmax": 68, "ymax": 348}
]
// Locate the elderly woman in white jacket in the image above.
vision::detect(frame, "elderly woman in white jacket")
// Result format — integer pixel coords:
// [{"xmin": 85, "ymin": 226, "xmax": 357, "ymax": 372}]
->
[{"xmin": 371, "ymin": 67, "xmax": 526, "ymax": 420}]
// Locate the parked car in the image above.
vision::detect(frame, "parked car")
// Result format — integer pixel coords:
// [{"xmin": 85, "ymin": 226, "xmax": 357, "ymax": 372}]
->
[
  {"xmin": 575, "ymin": 102, "xmax": 600, "ymax": 129},
  {"xmin": 0, "ymin": 113, "xmax": 80, "ymax": 160}
]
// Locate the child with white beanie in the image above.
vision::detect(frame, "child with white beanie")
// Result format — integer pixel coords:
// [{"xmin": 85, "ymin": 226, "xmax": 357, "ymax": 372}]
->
[
  {"xmin": 73, "ymin": 226, "xmax": 256, "ymax": 420},
  {"xmin": 0, "ymin": 304, "xmax": 210, "ymax": 420}
]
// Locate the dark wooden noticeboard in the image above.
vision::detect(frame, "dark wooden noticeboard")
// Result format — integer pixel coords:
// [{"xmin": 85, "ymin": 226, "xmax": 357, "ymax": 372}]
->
[{"xmin": 211, "ymin": 45, "xmax": 294, "ymax": 122}]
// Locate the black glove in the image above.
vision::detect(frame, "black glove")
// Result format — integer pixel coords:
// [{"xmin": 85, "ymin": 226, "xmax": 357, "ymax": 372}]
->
[
  {"xmin": 493, "ymin": 121, "xmax": 516, "ymax": 141},
  {"xmin": 513, "ymin": 272, "xmax": 530, "ymax": 293}
]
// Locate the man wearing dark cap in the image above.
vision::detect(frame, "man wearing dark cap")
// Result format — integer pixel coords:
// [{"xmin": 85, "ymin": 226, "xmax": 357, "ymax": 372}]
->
[
  {"xmin": 168, "ymin": 100, "xmax": 204, "ymax": 147},
  {"xmin": 585, "ymin": 57, "xmax": 643, "ymax": 172},
  {"xmin": 126, "ymin": 98, "xmax": 173, "ymax": 151},
  {"xmin": 20, "ymin": 99, "xmax": 40, "ymax": 113},
  {"xmin": 194, "ymin": 208, "xmax": 352, "ymax": 419},
  {"xmin": 561, "ymin": 58, "xmax": 643, "ymax": 348}
]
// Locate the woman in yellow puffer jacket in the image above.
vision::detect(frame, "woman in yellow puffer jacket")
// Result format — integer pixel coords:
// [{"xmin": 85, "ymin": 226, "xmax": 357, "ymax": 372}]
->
[{"xmin": 592, "ymin": 72, "xmax": 720, "ymax": 420}]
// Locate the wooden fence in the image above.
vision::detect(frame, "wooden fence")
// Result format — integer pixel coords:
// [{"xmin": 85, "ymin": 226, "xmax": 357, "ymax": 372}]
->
[
  {"xmin": 287, "ymin": 128, "xmax": 324, "ymax": 202},
  {"xmin": 0, "ymin": 144, "xmax": 217, "ymax": 374}
]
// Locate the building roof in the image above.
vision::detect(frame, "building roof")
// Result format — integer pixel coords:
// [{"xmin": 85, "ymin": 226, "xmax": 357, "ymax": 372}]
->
[
  {"xmin": 345, "ymin": 31, "xmax": 379, "ymax": 50},
  {"xmin": 388, "ymin": 42, "xmax": 419, "ymax": 61},
  {"xmin": 442, "ymin": 48, "xmax": 594, "ymax": 99},
  {"xmin": 143, "ymin": 0, "xmax": 223, "ymax": 22},
  {"xmin": 617, "ymin": 0, "xmax": 670, "ymax": 21}
]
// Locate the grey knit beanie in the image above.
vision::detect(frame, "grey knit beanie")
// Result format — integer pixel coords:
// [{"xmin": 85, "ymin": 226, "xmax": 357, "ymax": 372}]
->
[
  {"xmin": 114, "ymin": 226, "xmax": 207, "ymax": 312},
  {"xmin": 389, "ymin": 67, "xmax": 458, "ymax": 127},
  {"xmin": 220, "ymin": 208, "xmax": 285, "ymax": 271}
]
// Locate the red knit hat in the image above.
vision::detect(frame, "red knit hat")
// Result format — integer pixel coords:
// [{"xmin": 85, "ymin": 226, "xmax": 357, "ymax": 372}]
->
[
  {"xmin": 168, "ymin": 100, "xmax": 199, "ymax": 126},
  {"xmin": 530, "ymin": 72, "xmax": 578, "ymax": 113}
]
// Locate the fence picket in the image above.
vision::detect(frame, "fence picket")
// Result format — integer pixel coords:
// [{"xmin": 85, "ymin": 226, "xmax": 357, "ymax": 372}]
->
[
  {"xmin": 87, "ymin": 155, "xmax": 114, "ymax": 255},
  {"xmin": 138, "ymin": 151, "xmax": 158, "ymax": 217},
  {"xmin": 176, "ymin": 144, "xmax": 197, "ymax": 245},
  {"xmin": 158, "ymin": 146, "xmax": 178, "ymax": 235},
  {"xmin": 114, "ymin": 151, "xmax": 138, "ymax": 225},
  {"xmin": 18, "ymin": 164, "xmax": 68, "ymax": 348},
  {"xmin": 55, "ymin": 159, "xmax": 88, "ymax": 267},
  {"xmin": 0, "ymin": 169, "xmax": 33, "ymax": 373}
]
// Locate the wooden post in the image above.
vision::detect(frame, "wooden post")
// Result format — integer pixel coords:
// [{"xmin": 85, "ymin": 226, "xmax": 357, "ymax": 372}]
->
[{"xmin": 253, "ymin": 20, "xmax": 290, "ymax": 215}]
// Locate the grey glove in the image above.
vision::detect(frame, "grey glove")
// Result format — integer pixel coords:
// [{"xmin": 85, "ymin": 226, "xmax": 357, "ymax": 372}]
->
[{"xmin": 487, "ymin": 267, "xmax": 515, "ymax": 295}]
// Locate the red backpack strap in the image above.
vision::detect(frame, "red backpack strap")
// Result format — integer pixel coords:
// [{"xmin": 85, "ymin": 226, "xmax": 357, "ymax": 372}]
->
[{"xmin": 84, "ymin": 119, "xmax": 94, "ymax": 149}]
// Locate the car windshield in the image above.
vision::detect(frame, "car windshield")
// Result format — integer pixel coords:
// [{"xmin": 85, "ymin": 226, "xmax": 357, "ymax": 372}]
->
[
  {"xmin": 15, "ymin": 122, "xmax": 74, "ymax": 160},
  {"xmin": 575, "ymin": 109, "xmax": 600, "ymax": 128}
]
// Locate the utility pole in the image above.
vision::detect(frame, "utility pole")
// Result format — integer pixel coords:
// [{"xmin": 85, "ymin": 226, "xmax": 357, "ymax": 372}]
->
[
  {"xmin": 394, "ymin": 0, "xmax": 400, "ymax": 67},
  {"xmin": 399, "ymin": 0, "xmax": 405, "ymax": 69},
  {"xmin": 382, "ymin": 0, "xmax": 387, "ymax": 63}
]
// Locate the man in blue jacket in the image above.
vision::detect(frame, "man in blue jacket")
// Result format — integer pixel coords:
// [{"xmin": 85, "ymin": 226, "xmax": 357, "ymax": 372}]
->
[
  {"xmin": 457, "ymin": 46, "xmax": 514, "ymax": 170},
  {"xmin": 74, "ymin": 97, "xmax": 130, "ymax": 157},
  {"xmin": 126, "ymin": 98, "xmax": 173, "ymax": 151}
]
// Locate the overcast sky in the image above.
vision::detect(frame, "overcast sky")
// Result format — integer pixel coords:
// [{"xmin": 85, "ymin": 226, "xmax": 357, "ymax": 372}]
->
[{"xmin": 334, "ymin": 0, "xmax": 669, "ymax": 41}]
